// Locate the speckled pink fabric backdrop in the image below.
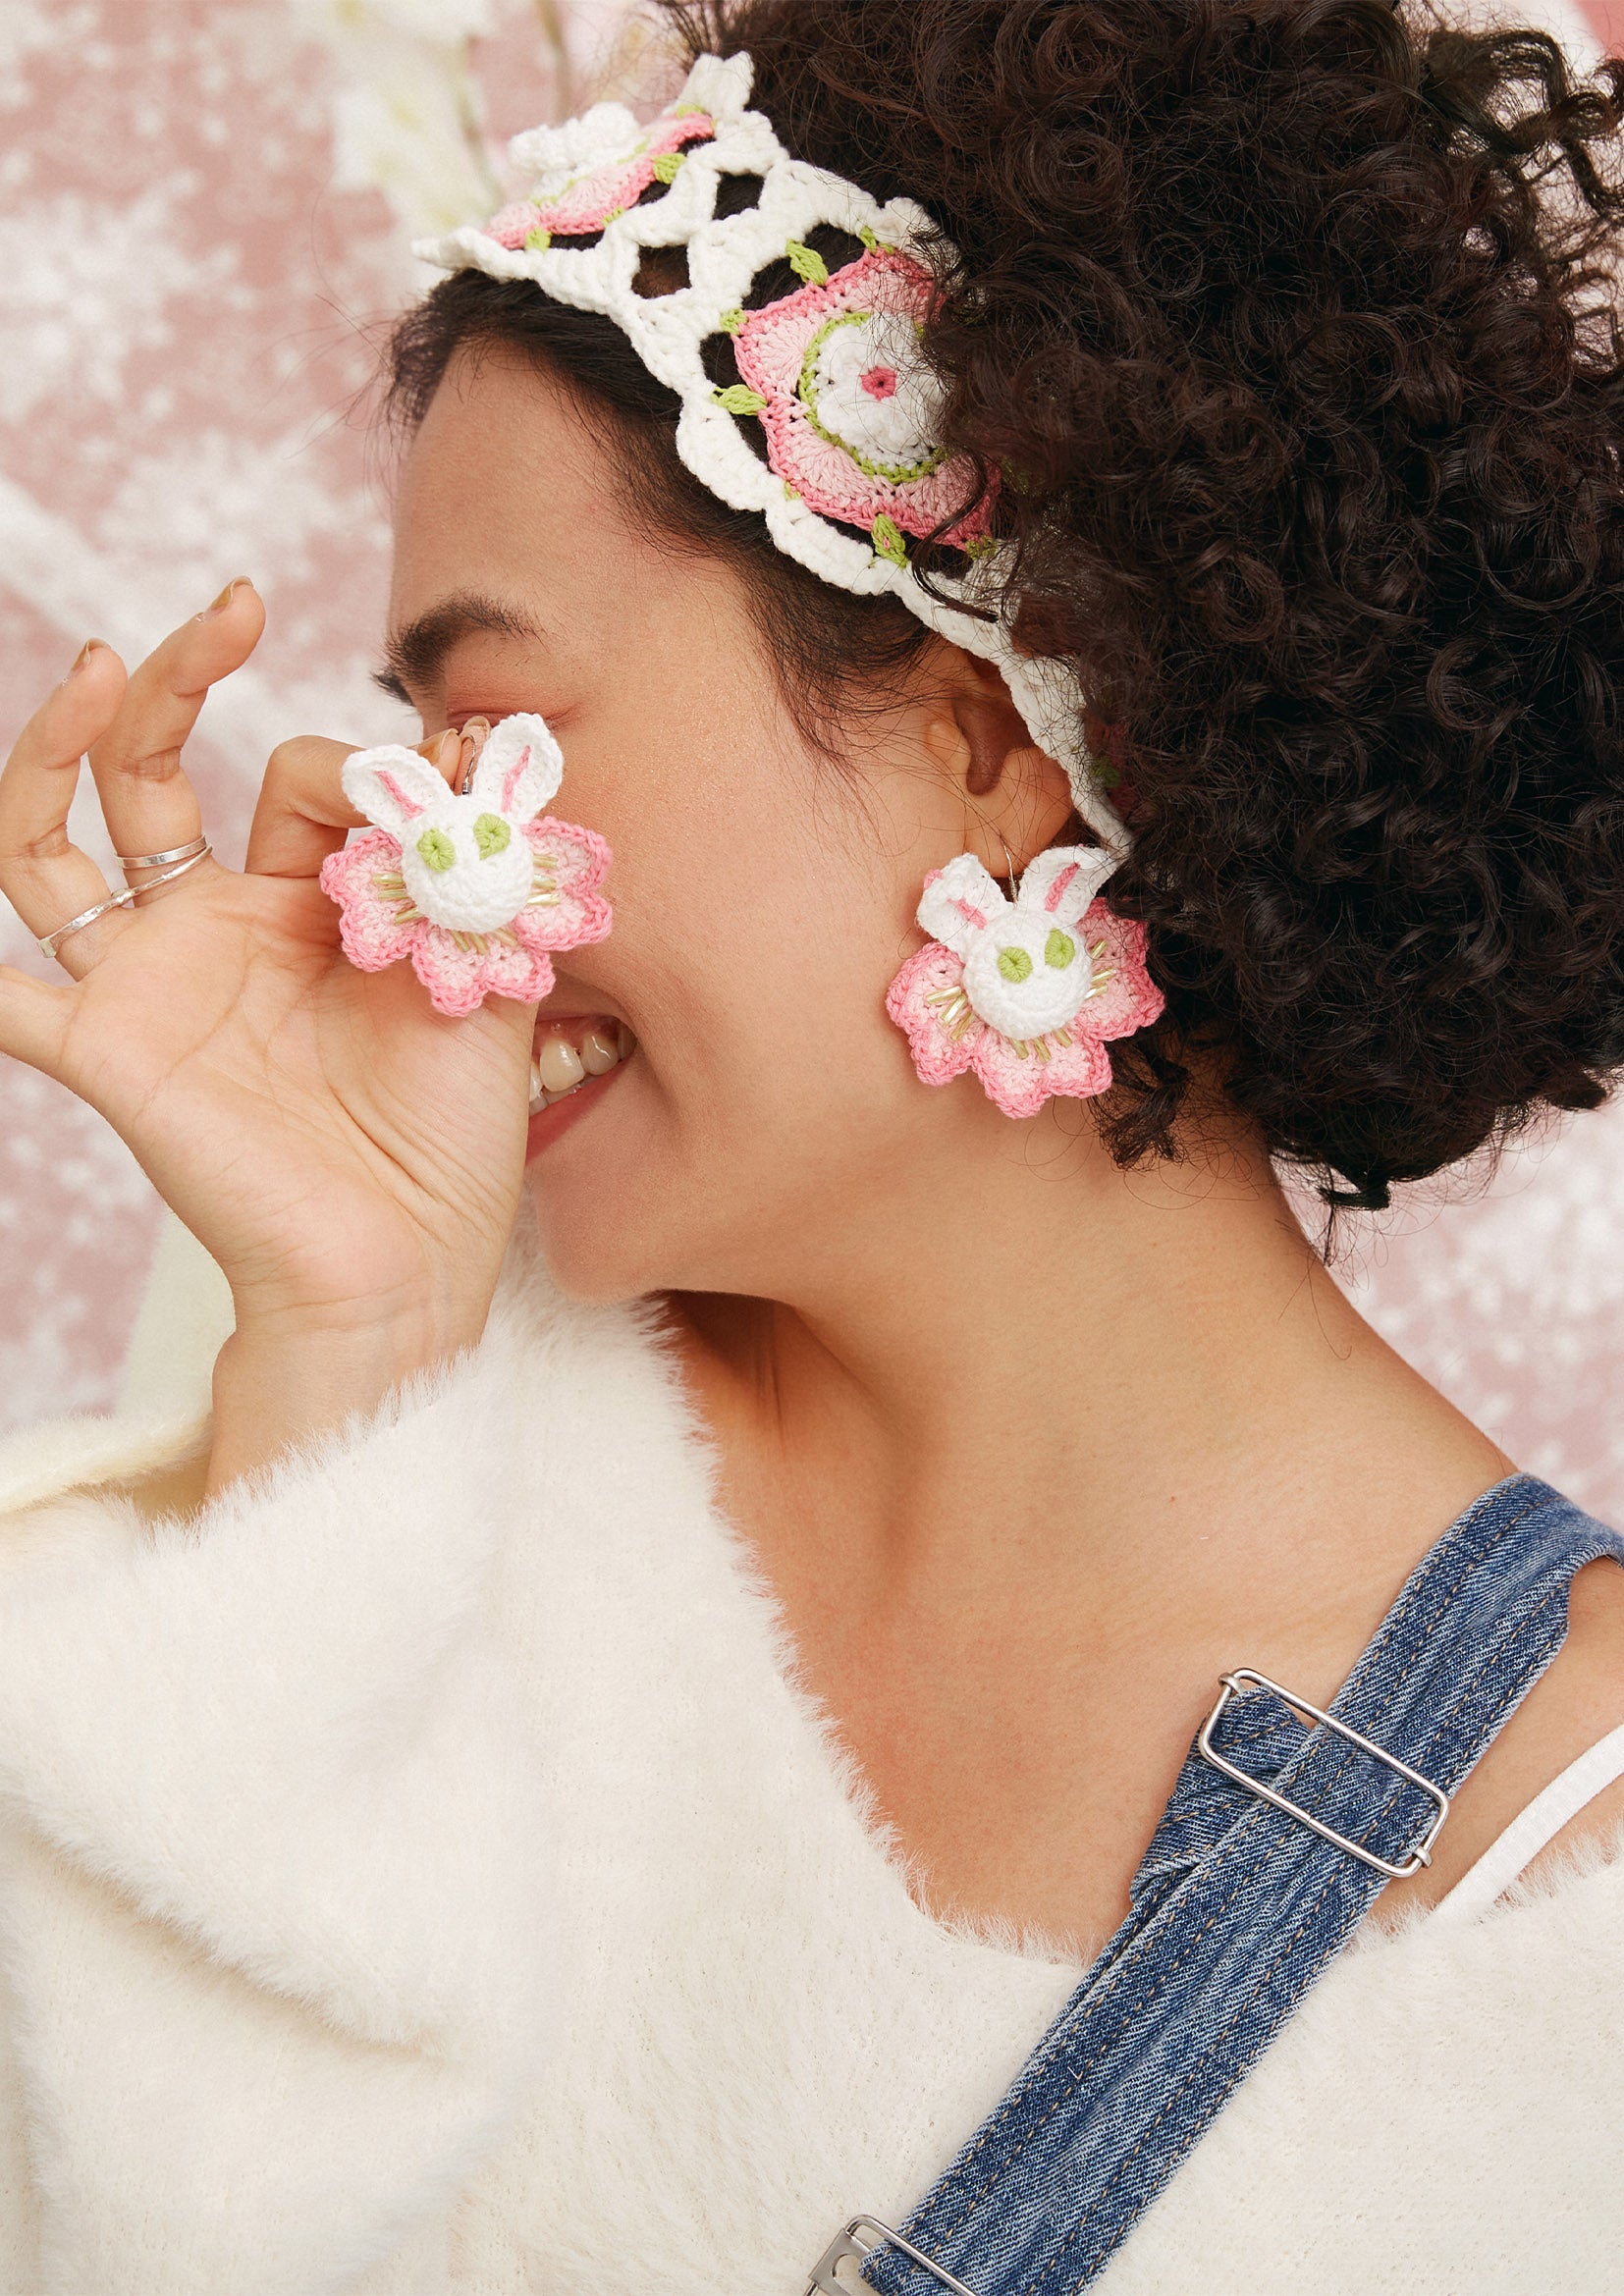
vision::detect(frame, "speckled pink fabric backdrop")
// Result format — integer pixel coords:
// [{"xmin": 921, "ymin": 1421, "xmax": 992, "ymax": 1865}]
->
[{"xmin": 1, "ymin": 0, "xmax": 1621, "ymax": 1522}]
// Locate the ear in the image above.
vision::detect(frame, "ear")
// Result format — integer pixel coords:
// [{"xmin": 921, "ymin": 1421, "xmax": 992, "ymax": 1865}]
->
[
  {"xmin": 952, "ymin": 665, "xmax": 1039, "ymax": 800},
  {"xmin": 922, "ymin": 650, "xmax": 1074, "ymax": 876},
  {"xmin": 1016, "ymin": 844, "xmax": 1120, "ymax": 927},
  {"xmin": 341, "ymin": 745, "xmax": 454, "ymax": 838},
  {"xmin": 917, "ymin": 852, "xmax": 1007, "ymax": 957},
  {"xmin": 467, "ymin": 712, "xmax": 564, "ymax": 822}
]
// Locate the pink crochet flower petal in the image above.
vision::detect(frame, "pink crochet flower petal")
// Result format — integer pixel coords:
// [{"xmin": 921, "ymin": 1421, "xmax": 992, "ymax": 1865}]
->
[
  {"xmin": 1076, "ymin": 901, "xmax": 1165, "ymax": 1041},
  {"xmin": 516, "ymin": 818, "xmax": 614, "ymax": 953},
  {"xmin": 732, "ymin": 248, "xmax": 994, "ymax": 549},
  {"xmin": 487, "ymin": 200, "xmax": 545, "ymax": 250},
  {"xmin": 319, "ymin": 829, "xmax": 420, "ymax": 972},
  {"xmin": 409, "ymin": 929, "xmax": 556, "ymax": 1021},
  {"xmin": 885, "ymin": 941, "xmax": 981, "ymax": 1088},
  {"xmin": 488, "ymin": 112, "xmax": 715, "ymax": 245},
  {"xmin": 969, "ymin": 1023, "xmax": 1113, "ymax": 1120},
  {"xmin": 320, "ymin": 818, "xmax": 611, "ymax": 1017},
  {"xmin": 887, "ymin": 900, "xmax": 1162, "ymax": 1119}
]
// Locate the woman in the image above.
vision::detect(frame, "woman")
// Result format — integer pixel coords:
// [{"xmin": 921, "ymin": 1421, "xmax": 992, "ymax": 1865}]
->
[{"xmin": 0, "ymin": 1, "xmax": 1621, "ymax": 2288}]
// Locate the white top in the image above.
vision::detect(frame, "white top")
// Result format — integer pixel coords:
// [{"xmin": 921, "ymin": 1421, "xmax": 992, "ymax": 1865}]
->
[
  {"xmin": 0, "ymin": 1217, "xmax": 1619, "ymax": 2296},
  {"xmin": 1432, "ymin": 1719, "xmax": 1624, "ymax": 1928}
]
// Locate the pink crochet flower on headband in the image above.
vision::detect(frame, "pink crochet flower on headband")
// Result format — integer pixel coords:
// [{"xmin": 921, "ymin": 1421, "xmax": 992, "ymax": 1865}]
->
[
  {"xmin": 319, "ymin": 714, "xmax": 611, "ymax": 1019},
  {"xmin": 486, "ymin": 101, "xmax": 716, "ymax": 250},
  {"xmin": 730, "ymin": 243, "xmax": 994, "ymax": 560},
  {"xmin": 887, "ymin": 848, "xmax": 1164, "ymax": 1119}
]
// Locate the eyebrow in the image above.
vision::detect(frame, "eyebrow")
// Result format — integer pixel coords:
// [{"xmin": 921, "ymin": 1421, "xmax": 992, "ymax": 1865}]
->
[{"xmin": 373, "ymin": 590, "xmax": 546, "ymax": 704}]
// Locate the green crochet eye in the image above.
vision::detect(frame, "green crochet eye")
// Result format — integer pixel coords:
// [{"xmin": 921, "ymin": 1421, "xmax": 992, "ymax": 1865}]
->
[
  {"xmin": 473, "ymin": 813, "xmax": 512, "ymax": 859},
  {"xmin": 1045, "ymin": 929, "xmax": 1076, "ymax": 970},
  {"xmin": 414, "ymin": 826, "xmax": 456, "ymax": 873},
  {"xmin": 998, "ymin": 945, "xmax": 1033, "ymax": 984}
]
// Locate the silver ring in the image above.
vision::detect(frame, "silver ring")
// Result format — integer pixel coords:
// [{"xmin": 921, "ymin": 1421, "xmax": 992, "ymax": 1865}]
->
[
  {"xmin": 36, "ymin": 842, "xmax": 212, "ymax": 964},
  {"xmin": 37, "ymin": 885, "xmax": 137, "ymax": 960},
  {"xmin": 129, "ymin": 844, "xmax": 212, "ymax": 896},
  {"xmin": 116, "ymin": 831, "xmax": 209, "ymax": 872}
]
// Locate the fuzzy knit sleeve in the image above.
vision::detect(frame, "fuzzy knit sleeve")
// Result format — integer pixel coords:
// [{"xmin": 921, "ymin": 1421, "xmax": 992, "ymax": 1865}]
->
[{"xmin": 0, "ymin": 1288, "xmax": 555, "ymax": 2296}]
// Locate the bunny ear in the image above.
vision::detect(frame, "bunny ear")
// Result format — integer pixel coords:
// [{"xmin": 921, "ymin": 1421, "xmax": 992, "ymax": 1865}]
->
[
  {"xmin": 341, "ymin": 745, "xmax": 454, "ymax": 839},
  {"xmin": 467, "ymin": 713, "xmax": 564, "ymax": 822},
  {"xmin": 1016, "ymin": 845, "xmax": 1119, "ymax": 928},
  {"xmin": 916, "ymin": 853, "xmax": 1008, "ymax": 958}
]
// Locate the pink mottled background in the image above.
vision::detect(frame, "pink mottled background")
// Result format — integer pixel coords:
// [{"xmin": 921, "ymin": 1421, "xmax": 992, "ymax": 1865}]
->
[{"xmin": 1, "ymin": 0, "xmax": 1621, "ymax": 1521}]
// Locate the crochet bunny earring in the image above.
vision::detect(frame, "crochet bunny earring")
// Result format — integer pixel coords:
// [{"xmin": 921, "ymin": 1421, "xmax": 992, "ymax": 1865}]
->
[
  {"xmin": 320, "ymin": 712, "xmax": 611, "ymax": 1018},
  {"xmin": 887, "ymin": 846, "xmax": 1164, "ymax": 1118}
]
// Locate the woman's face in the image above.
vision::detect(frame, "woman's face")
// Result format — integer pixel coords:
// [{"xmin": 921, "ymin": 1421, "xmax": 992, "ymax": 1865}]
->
[{"xmin": 387, "ymin": 345, "xmax": 1071, "ymax": 1304}]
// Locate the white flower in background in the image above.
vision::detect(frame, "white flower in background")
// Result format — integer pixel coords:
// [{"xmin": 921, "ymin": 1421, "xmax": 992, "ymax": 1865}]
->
[
  {"xmin": 290, "ymin": 0, "xmax": 502, "ymax": 240},
  {"xmin": 288, "ymin": 0, "xmax": 498, "ymax": 42},
  {"xmin": 287, "ymin": 0, "xmax": 608, "ymax": 245},
  {"xmin": 330, "ymin": 53, "xmax": 499, "ymax": 238}
]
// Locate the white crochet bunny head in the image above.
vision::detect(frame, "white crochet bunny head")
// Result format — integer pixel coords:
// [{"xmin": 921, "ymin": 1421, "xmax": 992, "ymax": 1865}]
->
[
  {"xmin": 917, "ymin": 846, "xmax": 1121, "ymax": 1041},
  {"xmin": 340, "ymin": 714, "xmax": 564, "ymax": 935}
]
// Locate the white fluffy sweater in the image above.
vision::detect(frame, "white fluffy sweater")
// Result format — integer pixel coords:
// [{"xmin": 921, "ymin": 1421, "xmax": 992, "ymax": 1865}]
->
[{"xmin": 0, "ymin": 1219, "xmax": 1619, "ymax": 2296}]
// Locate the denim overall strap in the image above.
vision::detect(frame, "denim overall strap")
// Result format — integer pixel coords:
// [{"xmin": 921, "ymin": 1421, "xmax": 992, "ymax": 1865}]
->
[{"xmin": 860, "ymin": 1475, "xmax": 1624, "ymax": 2296}]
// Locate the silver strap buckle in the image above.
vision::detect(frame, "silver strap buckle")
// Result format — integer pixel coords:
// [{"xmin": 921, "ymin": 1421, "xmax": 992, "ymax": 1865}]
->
[
  {"xmin": 806, "ymin": 2216, "xmax": 978, "ymax": 2296},
  {"xmin": 1197, "ymin": 1667, "xmax": 1450, "ymax": 1881}
]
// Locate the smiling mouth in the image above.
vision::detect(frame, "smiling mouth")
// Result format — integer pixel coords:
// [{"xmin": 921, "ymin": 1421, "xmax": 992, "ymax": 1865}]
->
[{"xmin": 529, "ymin": 1015, "xmax": 637, "ymax": 1113}]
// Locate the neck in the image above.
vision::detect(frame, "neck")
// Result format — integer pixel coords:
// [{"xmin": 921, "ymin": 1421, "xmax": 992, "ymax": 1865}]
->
[{"xmin": 674, "ymin": 1103, "xmax": 1505, "ymax": 1619}]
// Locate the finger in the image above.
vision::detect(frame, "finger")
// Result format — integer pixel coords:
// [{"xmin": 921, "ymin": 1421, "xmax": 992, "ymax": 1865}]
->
[
  {"xmin": 0, "ymin": 965, "xmax": 74, "ymax": 1078},
  {"xmin": 0, "ymin": 642, "xmax": 137, "ymax": 977},
  {"xmin": 246, "ymin": 727, "xmax": 463, "ymax": 880},
  {"xmin": 86, "ymin": 578, "xmax": 266, "ymax": 869}
]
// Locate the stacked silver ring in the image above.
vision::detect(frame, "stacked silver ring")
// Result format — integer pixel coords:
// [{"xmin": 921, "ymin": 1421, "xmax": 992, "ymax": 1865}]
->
[{"xmin": 37, "ymin": 832, "xmax": 214, "ymax": 962}]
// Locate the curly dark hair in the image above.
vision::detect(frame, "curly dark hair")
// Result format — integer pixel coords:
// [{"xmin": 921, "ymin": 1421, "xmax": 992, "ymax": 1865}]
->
[{"xmin": 388, "ymin": 0, "xmax": 1624, "ymax": 1209}]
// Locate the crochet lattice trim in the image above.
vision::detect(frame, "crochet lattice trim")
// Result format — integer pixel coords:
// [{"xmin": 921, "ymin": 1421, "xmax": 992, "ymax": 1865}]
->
[{"xmin": 416, "ymin": 52, "xmax": 1128, "ymax": 865}]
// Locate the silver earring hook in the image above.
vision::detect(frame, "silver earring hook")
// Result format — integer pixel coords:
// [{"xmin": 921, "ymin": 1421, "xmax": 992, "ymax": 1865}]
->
[{"xmin": 999, "ymin": 833, "xmax": 1019, "ymax": 904}]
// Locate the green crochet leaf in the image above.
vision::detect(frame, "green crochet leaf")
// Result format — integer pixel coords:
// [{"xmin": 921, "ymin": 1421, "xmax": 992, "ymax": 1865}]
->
[
  {"xmin": 785, "ymin": 240, "xmax": 829, "ymax": 286},
  {"xmin": 524, "ymin": 226, "xmax": 552, "ymax": 252},
  {"xmin": 713, "ymin": 384, "xmax": 769, "ymax": 416},
  {"xmin": 652, "ymin": 150, "xmax": 686, "ymax": 185},
  {"xmin": 871, "ymin": 513, "xmax": 908, "ymax": 567}
]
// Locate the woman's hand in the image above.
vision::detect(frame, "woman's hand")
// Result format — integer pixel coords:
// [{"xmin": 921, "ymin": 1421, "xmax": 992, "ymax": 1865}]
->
[{"xmin": 0, "ymin": 586, "xmax": 539, "ymax": 1488}]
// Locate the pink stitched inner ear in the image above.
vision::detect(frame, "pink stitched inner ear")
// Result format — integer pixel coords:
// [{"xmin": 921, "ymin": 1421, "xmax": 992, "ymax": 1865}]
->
[
  {"xmin": 1044, "ymin": 863, "xmax": 1079, "ymax": 914},
  {"xmin": 376, "ymin": 771, "xmax": 424, "ymax": 821},
  {"xmin": 502, "ymin": 746, "xmax": 531, "ymax": 812},
  {"xmin": 951, "ymin": 897, "xmax": 989, "ymax": 931}
]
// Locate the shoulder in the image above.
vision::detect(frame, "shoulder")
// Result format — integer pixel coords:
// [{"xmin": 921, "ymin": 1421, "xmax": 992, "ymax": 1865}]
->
[
  {"xmin": 1381, "ymin": 1529, "xmax": 1624, "ymax": 1923},
  {"xmin": 1513, "ymin": 1548, "xmax": 1624, "ymax": 1883}
]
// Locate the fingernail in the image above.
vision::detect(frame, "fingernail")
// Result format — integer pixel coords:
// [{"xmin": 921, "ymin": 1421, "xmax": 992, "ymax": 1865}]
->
[
  {"xmin": 66, "ymin": 639, "xmax": 104, "ymax": 677},
  {"xmin": 200, "ymin": 576, "xmax": 251, "ymax": 617}
]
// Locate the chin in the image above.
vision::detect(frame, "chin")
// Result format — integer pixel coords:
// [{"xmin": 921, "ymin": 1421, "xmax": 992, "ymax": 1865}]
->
[{"xmin": 516, "ymin": 1055, "xmax": 673, "ymax": 1301}]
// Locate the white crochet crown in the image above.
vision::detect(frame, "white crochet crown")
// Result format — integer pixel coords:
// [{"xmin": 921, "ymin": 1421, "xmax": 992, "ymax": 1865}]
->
[{"xmin": 417, "ymin": 49, "xmax": 1126, "ymax": 859}]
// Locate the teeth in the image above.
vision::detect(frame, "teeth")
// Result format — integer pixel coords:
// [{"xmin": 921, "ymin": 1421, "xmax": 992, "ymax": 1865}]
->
[
  {"xmin": 537, "ymin": 1036, "xmax": 586, "ymax": 1095},
  {"xmin": 528, "ymin": 1022, "xmax": 638, "ymax": 1114}
]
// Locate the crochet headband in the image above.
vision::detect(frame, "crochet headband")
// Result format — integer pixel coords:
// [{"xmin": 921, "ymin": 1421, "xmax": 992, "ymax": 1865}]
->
[{"xmin": 418, "ymin": 49, "xmax": 1127, "ymax": 862}]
